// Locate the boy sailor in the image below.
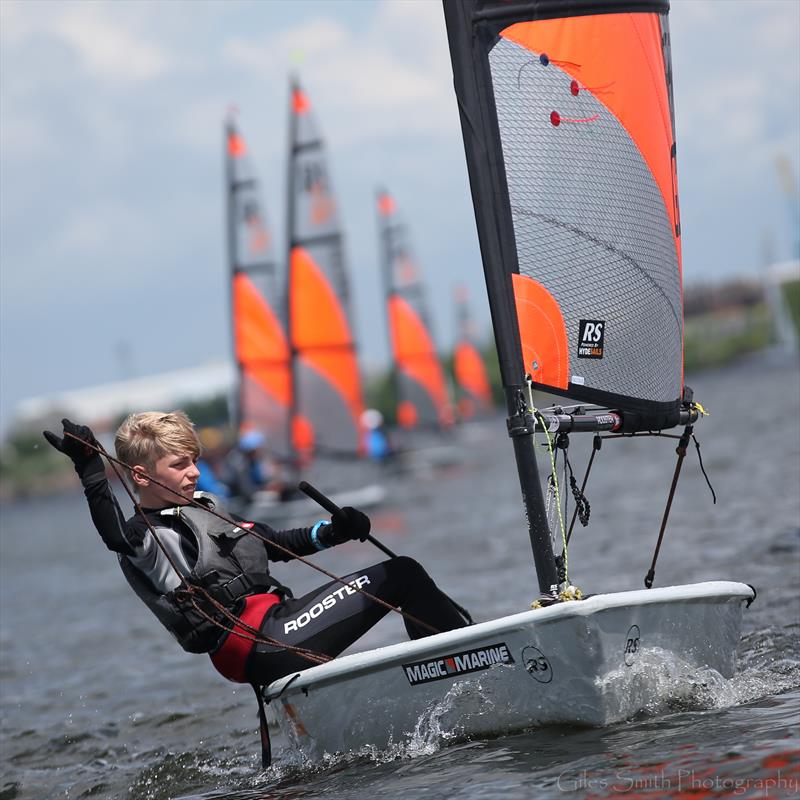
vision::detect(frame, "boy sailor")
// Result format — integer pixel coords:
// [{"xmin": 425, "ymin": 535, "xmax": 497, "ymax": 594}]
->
[{"xmin": 44, "ymin": 412, "xmax": 467, "ymax": 686}]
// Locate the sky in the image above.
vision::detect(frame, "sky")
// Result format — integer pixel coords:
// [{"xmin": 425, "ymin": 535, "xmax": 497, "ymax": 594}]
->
[{"xmin": 1, "ymin": 0, "xmax": 798, "ymax": 432}]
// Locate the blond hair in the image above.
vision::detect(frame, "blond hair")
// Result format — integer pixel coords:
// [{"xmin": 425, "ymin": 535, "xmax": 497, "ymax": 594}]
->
[{"xmin": 115, "ymin": 411, "xmax": 201, "ymax": 469}]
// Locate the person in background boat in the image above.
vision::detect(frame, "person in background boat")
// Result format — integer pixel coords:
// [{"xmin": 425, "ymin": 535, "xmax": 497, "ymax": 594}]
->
[
  {"xmin": 43, "ymin": 413, "xmax": 468, "ymax": 687},
  {"xmin": 194, "ymin": 426, "xmax": 230, "ymax": 498},
  {"xmin": 221, "ymin": 428, "xmax": 282, "ymax": 504},
  {"xmin": 361, "ymin": 408, "xmax": 392, "ymax": 463}
]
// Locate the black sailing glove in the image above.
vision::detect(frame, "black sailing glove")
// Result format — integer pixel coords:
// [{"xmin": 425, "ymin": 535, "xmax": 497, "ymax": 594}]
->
[
  {"xmin": 319, "ymin": 506, "xmax": 371, "ymax": 547},
  {"xmin": 43, "ymin": 418, "xmax": 104, "ymax": 478}
]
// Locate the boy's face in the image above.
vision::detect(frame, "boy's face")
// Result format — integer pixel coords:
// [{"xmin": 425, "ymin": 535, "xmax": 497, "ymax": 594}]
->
[{"xmin": 136, "ymin": 451, "xmax": 200, "ymax": 506}]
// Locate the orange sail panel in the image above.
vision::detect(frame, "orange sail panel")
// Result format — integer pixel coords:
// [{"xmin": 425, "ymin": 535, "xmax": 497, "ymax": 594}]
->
[
  {"xmin": 454, "ymin": 342, "xmax": 492, "ymax": 419},
  {"xmin": 290, "ymin": 246, "xmax": 363, "ymax": 453},
  {"xmin": 453, "ymin": 285, "xmax": 493, "ymax": 419},
  {"xmin": 233, "ymin": 274, "xmax": 290, "ymax": 403},
  {"xmin": 388, "ymin": 295, "xmax": 452, "ymax": 428},
  {"xmin": 511, "ymin": 274, "xmax": 569, "ymax": 390}
]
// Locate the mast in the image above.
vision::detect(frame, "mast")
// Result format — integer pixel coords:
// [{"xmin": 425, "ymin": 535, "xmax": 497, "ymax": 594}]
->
[
  {"xmin": 224, "ymin": 118, "xmax": 242, "ymax": 434},
  {"xmin": 376, "ymin": 188, "xmax": 401, "ymax": 427},
  {"xmin": 286, "ymin": 76, "xmax": 300, "ymax": 474},
  {"xmin": 444, "ymin": 1, "xmax": 559, "ymax": 596}
]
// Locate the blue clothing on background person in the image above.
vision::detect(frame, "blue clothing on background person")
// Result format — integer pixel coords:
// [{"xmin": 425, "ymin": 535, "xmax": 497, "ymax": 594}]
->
[
  {"xmin": 366, "ymin": 427, "xmax": 390, "ymax": 462},
  {"xmin": 196, "ymin": 458, "xmax": 230, "ymax": 498},
  {"xmin": 361, "ymin": 409, "xmax": 392, "ymax": 462}
]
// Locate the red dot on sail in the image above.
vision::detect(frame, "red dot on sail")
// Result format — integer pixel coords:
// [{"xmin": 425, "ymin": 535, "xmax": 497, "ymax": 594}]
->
[
  {"xmin": 550, "ymin": 111, "xmax": 561, "ymax": 127},
  {"xmin": 570, "ymin": 80, "xmax": 579, "ymax": 96}
]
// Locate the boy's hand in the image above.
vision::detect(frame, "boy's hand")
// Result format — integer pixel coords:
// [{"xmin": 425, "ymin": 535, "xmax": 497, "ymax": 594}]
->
[
  {"xmin": 43, "ymin": 419, "xmax": 103, "ymax": 475},
  {"xmin": 320, "ymin": 506, "xmax": 371, "ymax": 546}
]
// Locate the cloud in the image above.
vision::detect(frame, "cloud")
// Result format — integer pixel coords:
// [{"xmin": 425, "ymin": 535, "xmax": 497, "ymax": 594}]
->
[
  {"xmin": 672, "ymin": 0, "xmax": 799, "ymax": 178},
  {"xmin": 0, "ymin": 0, "xmax": 171, "ymax": 85},
  {"xmin": 222, "ymin": 0, "xmax": 457, "ymax": 148}
]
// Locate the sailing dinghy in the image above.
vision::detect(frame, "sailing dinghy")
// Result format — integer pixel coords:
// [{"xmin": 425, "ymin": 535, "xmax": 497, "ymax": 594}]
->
[
  {"xmin": 375, "ymin": 189, "xmax": 463, "ymax": 470},
  {"xmin": 232, "ymin": 82, "xmax": 385, "ymax": 523},
  {"xmin": 261, "ymin": 0, "xmax": 754, "ymax": 759}
]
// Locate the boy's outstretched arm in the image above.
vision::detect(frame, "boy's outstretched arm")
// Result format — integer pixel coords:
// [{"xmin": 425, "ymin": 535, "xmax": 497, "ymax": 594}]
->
[{"xmin": 43, "ymin": 419, "xmax": 135, "ymax": 556}]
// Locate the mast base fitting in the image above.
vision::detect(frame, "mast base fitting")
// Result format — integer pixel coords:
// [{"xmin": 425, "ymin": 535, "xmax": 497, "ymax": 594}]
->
[
  {"xmin": 531, "ymin": 593, "xmax": 560, "ymax": 609},
  {"xmin": 507, "ymin": 412, "xmax": 536, "ymax": 438}
]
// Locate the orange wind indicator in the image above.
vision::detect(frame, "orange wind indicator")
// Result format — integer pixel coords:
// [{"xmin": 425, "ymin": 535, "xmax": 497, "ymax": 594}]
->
[
  {"xmin": 377, "ymin": 192, "xmax": 396, "ymax": 217},
  {"xmin": 228, "ymin": 131, "xmax": 247, "ymax": 158},
  {"xmin": 293, "ymin": 88, "xmax": 311, "ymax": 115}
]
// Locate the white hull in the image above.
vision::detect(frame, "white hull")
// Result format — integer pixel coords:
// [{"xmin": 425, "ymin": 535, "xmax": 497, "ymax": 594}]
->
[
  {"xmin": 264, "ymin": 581, "xmax": 754, "ymax": 759},
  {"xmin": 245, "ymin": 483, "xmax": 387, "ymax": 526}
]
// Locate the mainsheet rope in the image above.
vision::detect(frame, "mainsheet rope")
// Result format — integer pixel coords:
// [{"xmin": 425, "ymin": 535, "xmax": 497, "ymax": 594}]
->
[{"xmin": 65, "ymin": 432, "xmax": 441, "ymax": 647}]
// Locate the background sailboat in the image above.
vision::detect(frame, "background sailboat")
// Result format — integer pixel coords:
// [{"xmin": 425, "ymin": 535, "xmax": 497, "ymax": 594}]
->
[
  {"xmin": 452, "ymin": 283, "xmax": 494, "ymax": 421},
  {"xmin": 259, "ymin": 0, "xmax": 754, "ymax": 760},
  {"xmin": 225, "ymin": 117, "xmax": 291, "ymax": 462},
  {"xmin": 225, "ymin": 88, "xmax": 384, "ymax": 523},
  {"xmin": 375, "ymin": 188, "xmax": 467, "ymax": 471},
  {"xmin": 376, "ymin": 188, "xmax": 453, "ymax": 433},
  {"xmin": 287, "ymin": 78, "xmax": 367, "ymax": 462}
]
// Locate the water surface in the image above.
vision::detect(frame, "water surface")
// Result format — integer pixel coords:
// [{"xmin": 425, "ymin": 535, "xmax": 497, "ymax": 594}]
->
[{"xmin": 2, "ymin": 355, "xmax": 798, "ymax": 799}]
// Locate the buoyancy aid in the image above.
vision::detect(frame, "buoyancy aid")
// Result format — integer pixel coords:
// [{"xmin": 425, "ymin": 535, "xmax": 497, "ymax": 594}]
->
[{"xmin": 118, "ymin": 493, "xmax": 291, "ymax": 654}]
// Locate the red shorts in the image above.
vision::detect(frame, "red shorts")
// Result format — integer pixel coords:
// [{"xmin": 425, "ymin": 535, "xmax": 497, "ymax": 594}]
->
[{"xmin": 209, "ymin": 593, "xmax": 280, "ymax": 683}]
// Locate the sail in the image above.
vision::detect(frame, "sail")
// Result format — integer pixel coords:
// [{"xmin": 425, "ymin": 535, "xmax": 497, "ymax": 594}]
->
[
  {"xmin": 287, "ymin": 78, "xmax": 364, "ymax": 457},
  {"xmin": 444, "ymin": 0, "xmax": 683, "ymax": 431},
  {"xmin": 377, "ymin": 189, "xmax": 453, "ymax": 429},
  {"xmin": 453, "ymin": 284, "xmax": 493, "ymax": 420},
  {"xmin": 225, "ymin": 118, "xmax": 291, "ymax": 458}
]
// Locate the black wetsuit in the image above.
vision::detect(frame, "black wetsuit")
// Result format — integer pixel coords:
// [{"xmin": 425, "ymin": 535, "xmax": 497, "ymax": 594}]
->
[{"xmin": 81, "ymin": 470, "xmax": 467, "ymax": 684}]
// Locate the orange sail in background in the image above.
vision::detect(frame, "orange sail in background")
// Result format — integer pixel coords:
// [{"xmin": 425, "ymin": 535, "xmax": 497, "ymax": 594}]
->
[
  {"xmin": 377, "ymin": 189, "xmax": 453, "ymax": 429},
  {"xmin": 287, "ymin": 77, "xmax": 365, "ymax": 457},
  {"xmin": 225, "ymin": 117, "xmax": 291, "ymax": 457},
  {"xmin": 453, "ymin": 284, "xmax": 493, "ymax": 420}
]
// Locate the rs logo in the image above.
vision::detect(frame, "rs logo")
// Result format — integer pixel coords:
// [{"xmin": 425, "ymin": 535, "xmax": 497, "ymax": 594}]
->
[
  {"xmin": 582, "ymin": 322, "xmax": 603, "ymax": 342},
  {"xmin": 624, "ymin": 625, "xmax": 641, "ymax": 666},
  {"xmin": 521, "ymin": 645, "xmax": 553, "ymax": 684}
]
